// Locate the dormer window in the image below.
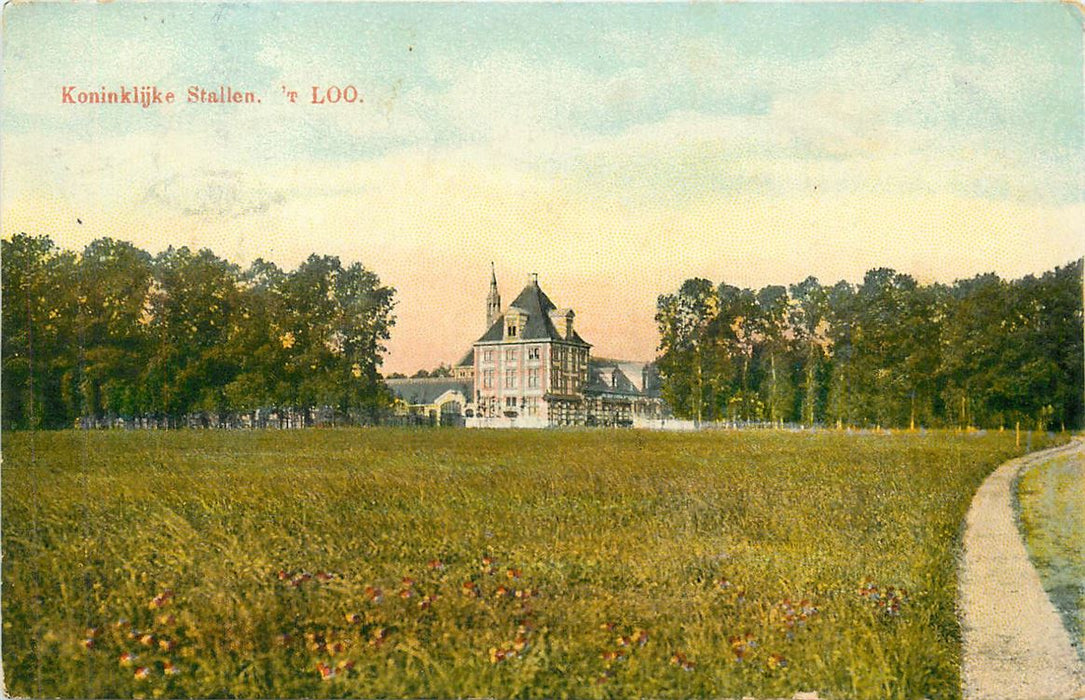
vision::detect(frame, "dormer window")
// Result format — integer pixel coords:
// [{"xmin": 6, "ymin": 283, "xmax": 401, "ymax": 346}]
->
[{"xmin": 507, "ymin": 324, "xmax": 517, "ymax": 336}]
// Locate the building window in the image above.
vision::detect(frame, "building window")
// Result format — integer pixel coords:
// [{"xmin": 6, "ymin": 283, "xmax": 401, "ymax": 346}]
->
[
  {"xmin": 527, "ymin": 368, "xmax": 539, "ymax": 388},
  {"xmin": 527, "ymin": 346, "xmax": 540, "ymax": 361},
  {"xmin": 505, "ymin": 348, "xmax": 518, "ymax": 363},
  {"xmin": 506, "ymin": 396, "xmax": 518, "ymax": 408},
  {"xmin": 507, "ymin": 325, "xmax": 517, "ymax": 336},
  {"xmin": 505, "ymin": 369, "xmax": 517, "ymax": 389},
  {"xmin": 483, "ymin": 369, "xmax": 493, "ymax": 388},
  {"xmin": 483, "ymin": 350, "xmax": 494, "ymax": 364}
]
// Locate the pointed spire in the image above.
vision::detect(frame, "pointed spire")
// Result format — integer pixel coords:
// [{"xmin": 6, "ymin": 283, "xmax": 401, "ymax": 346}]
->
[{"xmin": 486, "ymin": 263, "xmax": 502, "ymax": 328}]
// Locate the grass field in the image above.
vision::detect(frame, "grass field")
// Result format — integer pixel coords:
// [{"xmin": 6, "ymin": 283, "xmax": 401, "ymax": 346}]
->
[
  {"xmin": 1017, "ymin": 445, "xmax": 1085, "ymax": 659},
  {"xmin": 1, "ymin": 428, "xmax": 1062, "ymax": 699}
]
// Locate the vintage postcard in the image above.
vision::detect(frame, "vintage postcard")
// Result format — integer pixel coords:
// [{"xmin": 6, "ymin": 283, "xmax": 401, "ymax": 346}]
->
[{"xmin": 2, "ymin": 2, "xmax": 1083, "ymax": 698}]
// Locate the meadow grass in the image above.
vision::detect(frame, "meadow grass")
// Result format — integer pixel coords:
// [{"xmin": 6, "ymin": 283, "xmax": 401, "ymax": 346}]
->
[
  {"xmin": 1016, "ymin": 445, "xmax": 1085, "ymax": 659},
  {"xmin": 1, "ymin": 428, "xmax": 1060, "ymax": 699}
]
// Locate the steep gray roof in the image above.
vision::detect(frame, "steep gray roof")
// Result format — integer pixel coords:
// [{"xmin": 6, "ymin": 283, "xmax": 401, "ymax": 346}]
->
[
  {"xmin": 455, "ymin": 347, "xmax": 475, "ymax": 367},
  {"xmin": 475, "ymin": 280, "xmax": 590, "ymax": 346},
  {"xmin": 386, "ymin": 378, "xmax": 472, "ymax": 405},
  {"xmin": 584, "ymin": 360, "xmax": 662, "ymax": 398}
]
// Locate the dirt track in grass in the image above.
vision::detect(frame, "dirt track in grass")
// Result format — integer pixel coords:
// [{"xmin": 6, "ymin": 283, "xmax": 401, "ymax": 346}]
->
[{"xmin": 959, "ymin": 439, "xmax": 1085, "ymax": 700}]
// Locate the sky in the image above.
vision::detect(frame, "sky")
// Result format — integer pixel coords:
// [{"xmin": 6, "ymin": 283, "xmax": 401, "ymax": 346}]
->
[{"xmin": 3, "ymin": 2, "xmax": 1083, "ymax": 374}]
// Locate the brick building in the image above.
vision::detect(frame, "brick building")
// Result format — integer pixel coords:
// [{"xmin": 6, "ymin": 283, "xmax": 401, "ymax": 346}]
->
[{"xmin": 389, "ymin": 268, "xmax": 666, "ymax": 427}]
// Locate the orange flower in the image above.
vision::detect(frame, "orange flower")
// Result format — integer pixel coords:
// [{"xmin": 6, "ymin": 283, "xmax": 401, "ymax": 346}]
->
[
  {"xmin": 494, "ymin": 586, "xmax": 509, "ymax": 598},
  {"xmin": 345, "ymin": 613, "xmax": 362, "ymax": 624},
  {"xmin": 670, "ymin": 652, "xmax": 695, "ymax": 671},
  {"xmin": 134, "ymin": 666, "xmax": 152, "ymax": 680},
  {"xmin": 148, "ymin": 591, "xmax": 173, "ymax": 609},
  {"xmin": 365, "ymin": 586, "xmax": 383, "ymax": 603},
  {"xmin": 163, "ymin": 661, "xmax": 181, "ymax": 676},
  {"xmin": 427, "ymin": 559, "xmax": 444, "ymax": 570},
  {"xmin": 506, "ymin": 568, "xmax": 522, "ymax": 580},
  {"xmin": 316, "ymin": 662, "xmax": 336, "ymax": 680},
  {"xmin": 461, "ymin": 581, "xmax": 478, "ymax": 597},
  {"xmin": 139, "ymin": 633, "xmax": 155, "ymax": 647},
  {"xmin": 632, "ymin": 629, "xmax": 649, "ymax": 646},
  {"xmin": 401, "ymin": 577, "xmax": 415, "ymax": 588},
  {"xmin": 399, "ymin": 588, "xmax": 413, "ymax": 600},
  {"xmin": 767, "ymin": 653, "xmax": 788, "ymax": 671},
  {"xmin": 158, "ymin": 638, "xmax": 174, "ymax": 652},
  {"xmin": 119, "ymin": 652, "xmax": 138, "ymax": 667}
]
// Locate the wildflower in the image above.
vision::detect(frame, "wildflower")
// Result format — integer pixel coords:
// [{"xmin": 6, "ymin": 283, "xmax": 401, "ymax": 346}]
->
[
  {"xmin": 427, "ymin": 559, "xmax": 444, "ymax": 570},
  {"xmin": 401, "ymin": 576, "xmax": 415, "ymax": 588},
  {"xmin": 316, "ymin": 662, "xmax": 336, "ymax": 680},
  {"xmin": 512, "ymin": 636, "xmax": 529, "ymax": 652},
  {"xmin": 134, "ymin": 666, "xmax": 152, "ymax": 680},
  {"xmin": 315, "ymin": 571, "xmax": 335, "ymax": 582},
  {"xmin": 729, "ymin": 634, "xmax": 755, "ymax": 661},
  {"xmin": 328, "ymin": 641, "xmax": 346, "ymax": 655},
  {"xmin": 345, "ymin": 612, "xmax": 362, "ymax": 624},
  {"xmin": 418, "ymin": 594, "xmax": 438, "ymax": 610},
  {"xmin": 156, "ymin": 613, "xmax": 175, "ymax": 626},
  {"xmin": 365, "ymin": 586, "xmax": 383, "ymax": 604},
  {"xmin": 336, "ymin": 659, "xmax": 355, "ymax": 671},
  {"xmin": 158, "ymin": 638, "xmax": 174, "ymax": 652},
  {"xmin": 139, "ymin": 633, "xmax": 155, "ymax": 647},
  {"xmin": 616, "ymin": 635, "xmax": 631, "ymax": 647},
  {"xmin": 277, "ymin": 570, "xmax": 290, "ymax": 581},
  {"xmin": 670, "ymin": 651, "xmax": 695, "ymax": 671},
  {"xmin": 632, "ymin": 628, "xmax": 649, "ymax": 646},
  {"xmin": 599, "ymin": 622, "xmax": 616, "ymax": 631},
  {"xmin": 148, "ymin": 591, "xmax": 173, "ymax": 609},
  {"xmin": 506, "ymin": 568, "xmax": 522, "ymax": 580},
  {"xmin": 601, "ymin": 649, "xmax": 626, "ymax": 662},
  {"xmin": 81, "ymin": 637, "xmax": 94, "ymax": 650},
  {"xmin": 399, "ymin": 588, "xmax": 414, "ymax": 600},
  {"xmin": 461, "ymin": 581, "xmax": 478, "ymax": 597},
  {"xmin": 715, "ymin": 577, "xmax": 732, "ymax": 589},
  {"xmin": 119, "ymin": 652, "xmax": 138, "ymax": 667},
  {"xmin": 113, "ymin": 618, "xmax": 131, "ymax": 631},
  {"xmin": 368, "ymin": 628, "xmax": 387, "ymax": 647},
  {"xmin": 494, "ymin": 586, "xmax": 510, "ymax": 598},
  {"xmin": 767, "ymin": 653, "xmax": 788, "ymax": 671},
  {"xmin": 85, "ymin": 627, "xmax": 99, "ymax": 638},
  {"xmin": 163, "ymin": 661, "xmax": 181, "ymax": 676}
]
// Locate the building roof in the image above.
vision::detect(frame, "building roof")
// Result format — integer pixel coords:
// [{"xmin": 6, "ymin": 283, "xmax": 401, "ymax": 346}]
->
[
  {"xmin": 475, "ymin": 280, "xmax": 590, "ymax": 346},
  {"xmin": 455, "ymin": 347, "xmax": 474, "ymax": 367},
  {"xmin": 584, "ymin": 360, "xmax": 662, "ymax": 398},
  {"xmin": 386, "ymin": 377, "xmax": 473, "ymax": 405}
]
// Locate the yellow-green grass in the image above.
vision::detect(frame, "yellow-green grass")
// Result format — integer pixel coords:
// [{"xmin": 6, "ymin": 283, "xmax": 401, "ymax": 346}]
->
[
  {"xmin": 1, "ymin": 429, "xmax": 1060, "ymax": 699},
  {"xmin": 1017, "ymin": 445, "xmax": 1085, "ymax": 658}
]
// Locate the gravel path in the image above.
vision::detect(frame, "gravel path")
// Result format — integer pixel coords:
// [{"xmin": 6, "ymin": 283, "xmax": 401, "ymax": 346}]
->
[{"xmin": 959, "ymin": 439, "xmax": 1085, "ymax": 700}]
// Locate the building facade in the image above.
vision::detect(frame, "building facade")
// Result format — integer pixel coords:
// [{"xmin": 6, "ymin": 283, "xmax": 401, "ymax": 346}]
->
[
  {"xmin": 389, "ymin": 268, "xmax": 666, "ymax": 427},
  {"xmin": 460, "ymin": 270, "xmax": 665, "ymax": 427}
]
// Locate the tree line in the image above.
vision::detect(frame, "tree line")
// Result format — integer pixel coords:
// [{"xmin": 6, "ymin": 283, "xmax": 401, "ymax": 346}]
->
[
  {"xmin": 2, "ymin": 234, "xmax": 396, "ymax": 429},
  {"xmin": 655, "ymin": 261, "xmax": 1083, "ymax": 431}
]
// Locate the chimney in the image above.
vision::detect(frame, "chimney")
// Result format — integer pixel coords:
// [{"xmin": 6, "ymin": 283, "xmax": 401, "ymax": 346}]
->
[{"xmin": 550, "ymin": 308, "xmax": 574, "ymax": 340}]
